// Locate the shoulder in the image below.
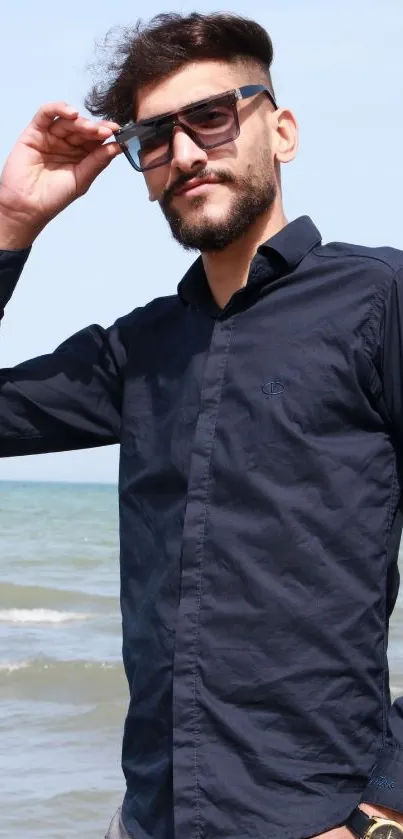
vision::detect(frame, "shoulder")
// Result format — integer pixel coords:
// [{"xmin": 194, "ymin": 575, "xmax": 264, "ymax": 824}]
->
[
  {"xmin": 110, "ymin": 293, "xmax": 184, "ymax": 349},
  {"xmin": 314, "ymin": 240, "xmax": 403, "ymax": 278}
]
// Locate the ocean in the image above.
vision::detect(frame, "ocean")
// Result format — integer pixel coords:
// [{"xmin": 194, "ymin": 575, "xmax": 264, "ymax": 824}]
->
[
  {"xmin": 1, "ymin": 480, "xmax": 403, "ymax": 839},
  {"xmin": 0, "ymin": 481, "xmax": 125, "ymax": 839}
]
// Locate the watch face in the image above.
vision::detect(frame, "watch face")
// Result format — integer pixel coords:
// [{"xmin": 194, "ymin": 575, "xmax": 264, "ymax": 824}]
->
[{"xmin": 370, "ymin": 824, "xmax": 403, "ymax": 839}]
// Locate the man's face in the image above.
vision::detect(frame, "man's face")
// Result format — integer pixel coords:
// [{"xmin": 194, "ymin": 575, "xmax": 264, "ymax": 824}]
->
[{"xmin": 135, "ymin": 61, "xmax": 280, "ymax": 252}]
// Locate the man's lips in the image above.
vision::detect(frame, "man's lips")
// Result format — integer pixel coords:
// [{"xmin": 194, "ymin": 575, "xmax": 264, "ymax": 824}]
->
[{"xmin": 174, "ymin": 178, "xmax": 220, "ymax": 196}]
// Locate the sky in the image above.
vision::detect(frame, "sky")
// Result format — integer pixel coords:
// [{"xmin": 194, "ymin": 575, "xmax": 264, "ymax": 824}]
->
[{"xmin": 1, "ymin": 0, "xmax": 402, "ymax": 483}]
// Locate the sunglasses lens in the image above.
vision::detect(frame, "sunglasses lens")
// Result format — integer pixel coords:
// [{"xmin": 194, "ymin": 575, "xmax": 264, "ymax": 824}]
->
[
  {"xmin": 184, "ymin": 101, "xmax": 236, "ymax": 147},
  {"xmin": 126, "ymin": 124, "xmax": 172, "ymax": 172},
  {"xmin": 123, "ymin": 95, "xmax": 238, "ymax": 171}
]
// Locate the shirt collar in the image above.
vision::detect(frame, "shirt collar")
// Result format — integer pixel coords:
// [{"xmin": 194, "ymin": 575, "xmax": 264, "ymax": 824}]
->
[
  {"xmin": 177, "ymin": 216, "xmax": 322, "ymax": 312},
  {"xmin": 257, "ymin": 215, "xmax": 322, "ymax": 269}
]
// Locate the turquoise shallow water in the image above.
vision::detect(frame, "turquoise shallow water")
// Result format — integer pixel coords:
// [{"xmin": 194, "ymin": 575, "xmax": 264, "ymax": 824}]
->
[{"xmin": 0, "ymin": 479, "xmax": 403, "ymax": 838}]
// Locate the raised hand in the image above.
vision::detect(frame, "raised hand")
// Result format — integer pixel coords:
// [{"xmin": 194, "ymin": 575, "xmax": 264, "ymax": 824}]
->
[{"xmin": 0, "ymin": 102, "xmax": 123, "ymax": 248}]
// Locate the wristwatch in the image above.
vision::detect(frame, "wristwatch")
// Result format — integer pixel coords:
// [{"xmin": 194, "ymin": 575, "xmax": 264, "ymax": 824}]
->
[{"xmin": 346, "ymin": 808, "xmax": 403, "ymax": 839}]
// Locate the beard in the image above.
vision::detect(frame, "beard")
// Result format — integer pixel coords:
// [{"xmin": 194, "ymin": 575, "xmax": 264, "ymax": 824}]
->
[{"xmin": 159, "ymin": 149, "xmax": 277, "ymax": 253}]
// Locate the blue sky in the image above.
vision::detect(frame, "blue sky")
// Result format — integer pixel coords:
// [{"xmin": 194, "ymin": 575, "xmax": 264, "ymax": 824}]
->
[{"xmin": 1, "ymin": 0, "xmax": 402, "ymax": 482}]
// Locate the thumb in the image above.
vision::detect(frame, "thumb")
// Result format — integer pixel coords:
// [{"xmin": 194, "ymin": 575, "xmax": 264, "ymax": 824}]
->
[{"xmin": 75, "ymin": 142, "xmax": 123, "ymax": 195}]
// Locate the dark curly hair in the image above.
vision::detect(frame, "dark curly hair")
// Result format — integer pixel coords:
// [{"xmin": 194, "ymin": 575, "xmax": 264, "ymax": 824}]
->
[{"xmin": 84, "ymin": 12, "xmax": 276, "ymax": 126}]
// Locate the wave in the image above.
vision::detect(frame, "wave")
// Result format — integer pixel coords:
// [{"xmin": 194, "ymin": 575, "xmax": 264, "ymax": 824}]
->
[
  {"xmin": 0, "ymin": 657, "xmax": 119, "ymax": 674},
  {"xmin": 1, "ymin": 656, "xmax": 126, "ymax": 704},
  {"xmin": 0, "ymin": 660, "xmax": 30, "ymax": 673},
  {"xmin": 0, "ymin": 608, "xmax": 91, "ymax": 624},
  {"xmin": 0, "ymin": 581, "xmax": 118, "ymax": 613}
]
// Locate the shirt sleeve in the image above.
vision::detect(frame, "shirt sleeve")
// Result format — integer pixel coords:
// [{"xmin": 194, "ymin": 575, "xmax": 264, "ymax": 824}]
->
[
  {"xmin": 360, "ymin": 266, "xmax": 403, "ymax": 812},
  {"xmin": 0, "ymin": 248, "xmax": 126, "ymax": 456}
]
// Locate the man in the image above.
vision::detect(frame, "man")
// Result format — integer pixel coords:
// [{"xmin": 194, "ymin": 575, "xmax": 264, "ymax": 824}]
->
[{"xmin": 0, "ymin": 10, "xmax": 402, "ymax": 839}]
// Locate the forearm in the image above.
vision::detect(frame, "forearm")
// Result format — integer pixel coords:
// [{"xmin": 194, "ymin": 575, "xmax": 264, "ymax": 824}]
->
[
  {"xmin": 310, "ymin": 806, "xmax": 403, "ymax": 839},
  {"xmin": 360, "ymin": 803, "xmax": 403, "ymax": 825}
]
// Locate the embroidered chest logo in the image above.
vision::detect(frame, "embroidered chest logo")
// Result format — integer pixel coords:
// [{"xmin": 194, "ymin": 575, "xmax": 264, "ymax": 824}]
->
[
  {"xmin": 368, "ymin": 774, "xmax": 396, "ymax": 791},
  {"xmin": 262, "ymin": 381, "xmax": 285, "ymax": 397}
]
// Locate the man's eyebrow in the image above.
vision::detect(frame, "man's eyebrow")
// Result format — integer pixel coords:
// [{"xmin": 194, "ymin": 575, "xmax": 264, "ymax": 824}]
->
[
  {"xmin": 137, "ymin": 90, "xmax": 230, "ymax": 125},
  {"xmin": 138, "ymin": 101, "xmax": 196, "ymax": 125}
]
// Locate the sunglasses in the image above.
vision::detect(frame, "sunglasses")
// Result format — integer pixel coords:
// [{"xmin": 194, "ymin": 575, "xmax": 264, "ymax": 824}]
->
[{"xmin": 114, "ymin": 84, "xmax": 278, "ymax": 173}]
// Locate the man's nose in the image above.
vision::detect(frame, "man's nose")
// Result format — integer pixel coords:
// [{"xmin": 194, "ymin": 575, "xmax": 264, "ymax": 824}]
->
[{"xmin": 170, "ymin": 125, "xmax": 208, "ymax": 172}]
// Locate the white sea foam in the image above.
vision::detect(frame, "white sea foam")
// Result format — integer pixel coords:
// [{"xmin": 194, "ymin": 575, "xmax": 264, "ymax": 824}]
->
[
  {"xmin": 0, "ymin": 609, "xmax": 89, "ymax": 624},
  {"xmin": 0, "ymin": 660, "xmax": 30, "ymax": 673}
]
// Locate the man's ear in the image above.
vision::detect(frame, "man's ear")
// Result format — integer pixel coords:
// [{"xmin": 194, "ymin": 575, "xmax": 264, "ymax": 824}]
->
[
  {"xmin": 145, "ymin": 178, "xmax": 160, "ymax": 202},
  {"xmin": 272, "ymin": 108, "xmax": 299, "ymax": 165}
]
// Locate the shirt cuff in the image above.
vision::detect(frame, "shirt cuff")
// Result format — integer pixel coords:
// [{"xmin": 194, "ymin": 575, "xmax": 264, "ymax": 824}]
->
[
  {"xmin": 360, "ymin": 748, "xmax": 403, "ymax": 813},
  {"xmin": 0, "ymin": 246, "xmax": 31, "ymax": 318}
]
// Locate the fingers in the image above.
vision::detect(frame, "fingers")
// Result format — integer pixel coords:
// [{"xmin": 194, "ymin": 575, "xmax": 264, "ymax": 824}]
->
[
  {"xmin": 25, "ymin": 103, "xmax": 124, "ymax": 198},
  {"xmin": 49, "ymin": 119, "xmax": 114, "ymax": 150},
  {"xmin": 32, "ymin": 102, "xmax": 121, "ymax": 141},
  {"xmin": 32, "ymin": 102, "xmax": 79, "ymax": 131},
  {"xmin": 49, "ymin": 115, "xmax": 120, "ymax": 141},
  {"xmin": 56, "ymin": 136, "xmax": 121, "ymax": 156},
  {"xmin": 75, "ymin": 141, "xmax": 123, "ymax": 194}
]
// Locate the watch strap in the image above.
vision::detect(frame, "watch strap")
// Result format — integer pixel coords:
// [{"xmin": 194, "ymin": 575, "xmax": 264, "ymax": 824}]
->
[{"xmin": 346, "ymin": 808, "xmax": 373, "ymax": 838}]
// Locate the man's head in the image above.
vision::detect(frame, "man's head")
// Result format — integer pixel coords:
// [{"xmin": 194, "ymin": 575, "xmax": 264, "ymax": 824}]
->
[{"xmin": 86, "ymin": 13, "xmax": 298, "ymax": 253}]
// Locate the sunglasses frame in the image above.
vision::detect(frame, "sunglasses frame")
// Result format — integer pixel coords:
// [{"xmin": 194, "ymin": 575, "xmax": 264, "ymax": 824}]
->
[{"xmin": 114, "ymin": 84, "xmax": 278, "ymax": 172}]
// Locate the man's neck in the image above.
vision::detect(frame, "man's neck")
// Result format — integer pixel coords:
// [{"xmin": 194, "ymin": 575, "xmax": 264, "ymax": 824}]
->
[{"xmin": 201, "ymin": 205, "xmax": 288, "ymax": 310}]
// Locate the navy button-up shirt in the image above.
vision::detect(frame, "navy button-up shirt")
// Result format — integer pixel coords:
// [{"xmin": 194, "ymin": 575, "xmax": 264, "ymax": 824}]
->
[{"xmin": 1, "ymin": 216, "xmax": 403, "ymax": 839}]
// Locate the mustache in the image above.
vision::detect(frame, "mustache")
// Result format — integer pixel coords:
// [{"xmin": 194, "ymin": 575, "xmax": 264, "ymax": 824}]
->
[{"xmin": 162, "ymin": 168, "xmax": 235, "ymax": 205}]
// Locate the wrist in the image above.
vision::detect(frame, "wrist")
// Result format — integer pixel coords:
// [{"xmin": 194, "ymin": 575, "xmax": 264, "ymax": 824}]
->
[
  {"xmin": 0, "ymin": 216, "xmax": 39, "ymax": 249},
  {"xmin": 0, "ymin": 207, "xmax": 42, "ymax": 250},
  {"xmin": 360, "ymin": 804, "xmax": 403, "ymax": 825}
]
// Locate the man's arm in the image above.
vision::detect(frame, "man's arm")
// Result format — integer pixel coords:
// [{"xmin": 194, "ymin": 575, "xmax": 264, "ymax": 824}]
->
[
  {"xmin": 359, "ymin": 804, "xmax": 403, "ymax": 824},
  {"xmin": 354, "ymin": 265, "xmax": 403, "ymax": 822},
  {"xmin": 0, "ymin": 100, "xmax": 128, "ymax": 455},
  {"xmin": 311, "ymin": 267, "xmax": 403, "ymax": 839},
  {"xmin": 0, "ymin": 247, "xmax": 127, "ymax": 456}
]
